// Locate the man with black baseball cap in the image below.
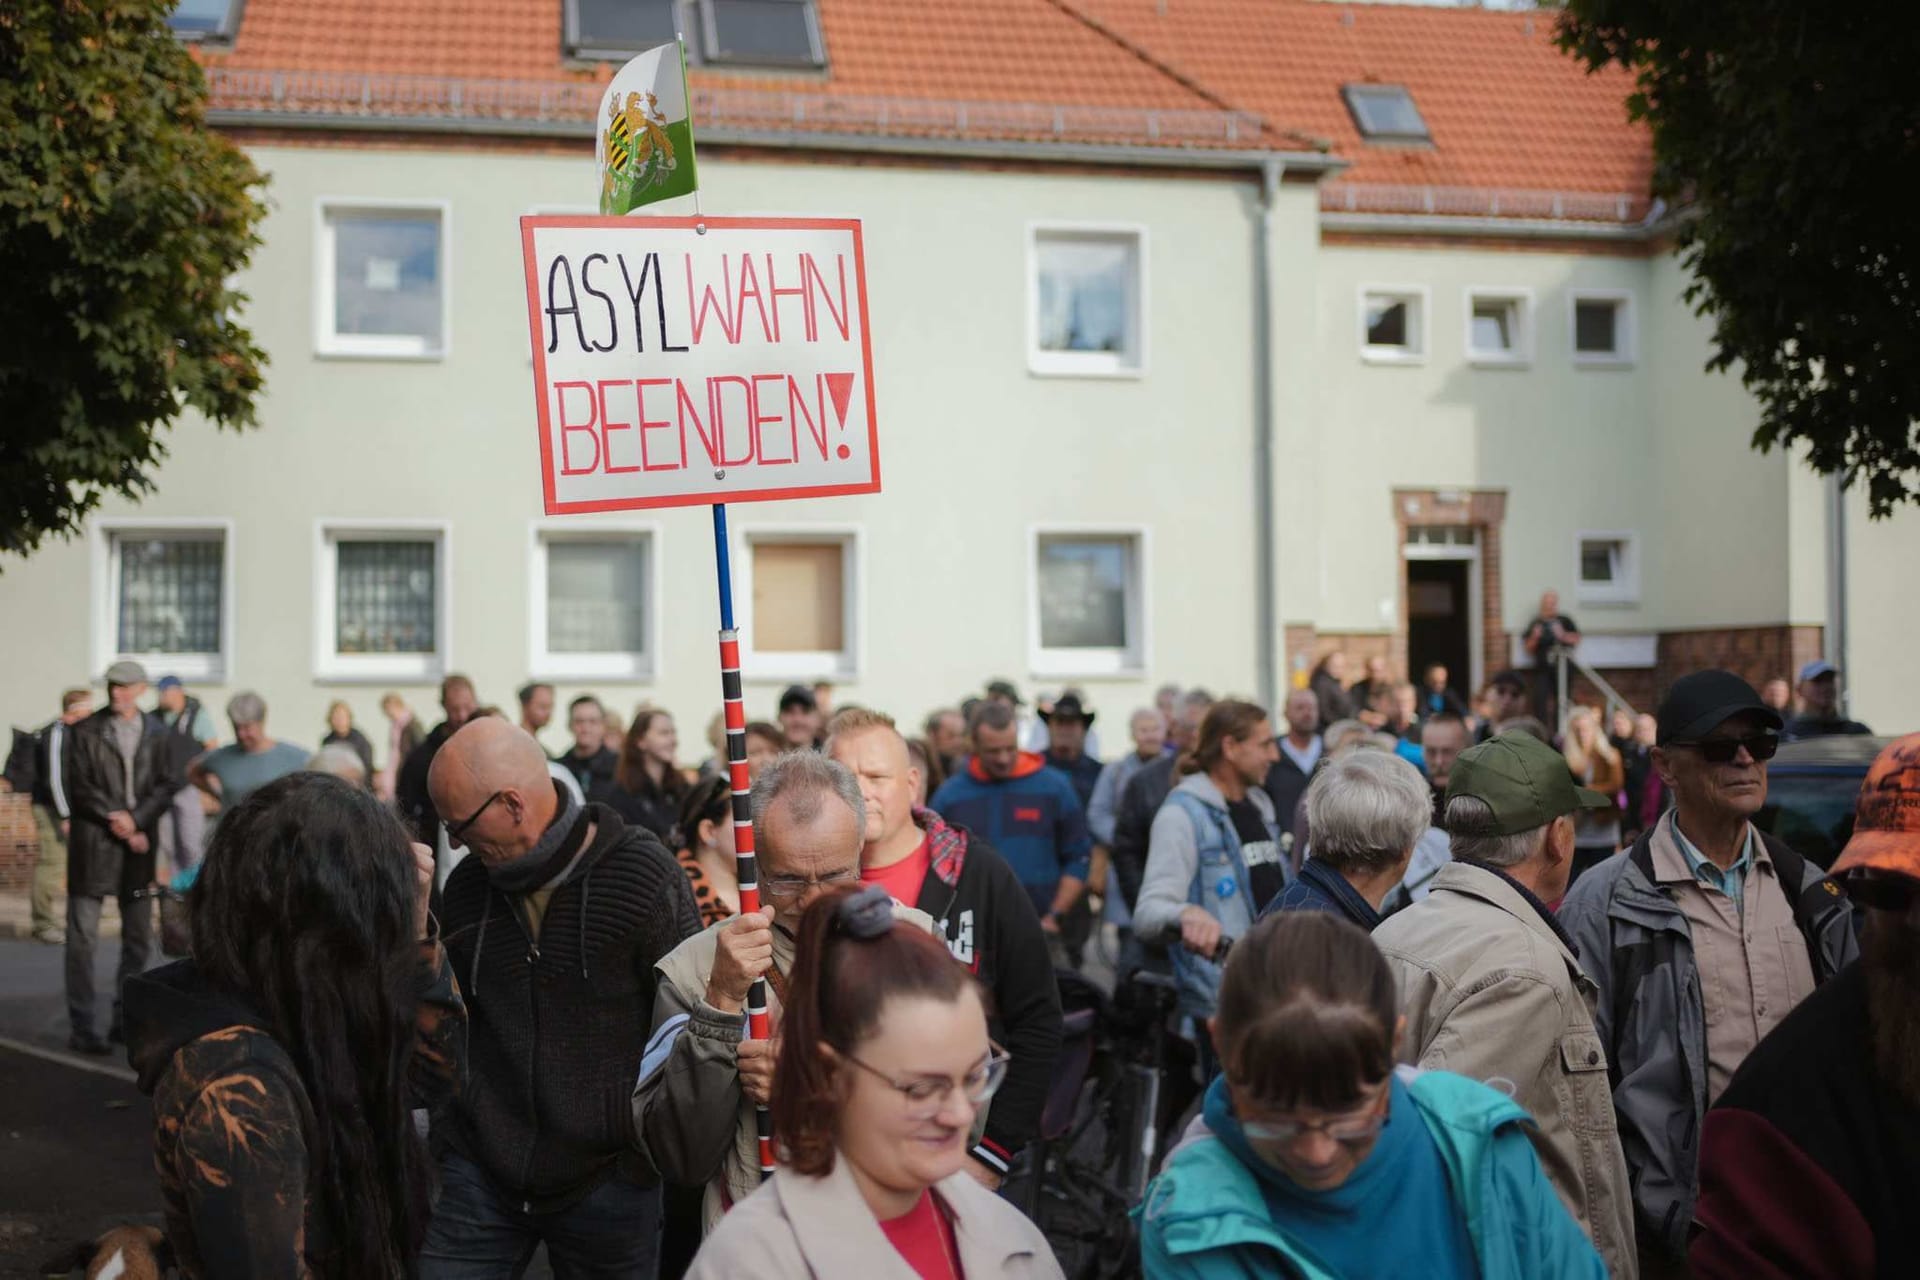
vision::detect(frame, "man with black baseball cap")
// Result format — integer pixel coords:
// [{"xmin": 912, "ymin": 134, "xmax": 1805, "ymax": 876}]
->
[
  {"xmin": 1375, "ymin": 733, "xmax": 1638, "ymax": 1277},
  {"xmin": 776, "ymin": 684, "xmax": 822, "ymax": 750},
  {"xmin": 1560, "ymin": 669, "xmax": 1858, "ymax": 1274}
]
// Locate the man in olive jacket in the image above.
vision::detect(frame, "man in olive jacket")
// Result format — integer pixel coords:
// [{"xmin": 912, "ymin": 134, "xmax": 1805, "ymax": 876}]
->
[
  {"xmin": 1373, "ymin": 733, "xmax": 1638, "ymax": 1278},
  {"xmin": 63, "ymin": 660, "xmax": 179, "ymax": 1054}
]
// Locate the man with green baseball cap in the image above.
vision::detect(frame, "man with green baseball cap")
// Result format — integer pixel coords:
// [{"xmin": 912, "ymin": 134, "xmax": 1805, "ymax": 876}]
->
[{"xmin": 1374, "ymin": 730, "xmax": 1637, "ymax": 1278}]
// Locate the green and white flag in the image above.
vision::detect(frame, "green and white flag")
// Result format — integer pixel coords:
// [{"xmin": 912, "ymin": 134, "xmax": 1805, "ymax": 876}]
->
[{"xmin": 596, "ymin": 41, "xmax": 698, "ymax": 215}]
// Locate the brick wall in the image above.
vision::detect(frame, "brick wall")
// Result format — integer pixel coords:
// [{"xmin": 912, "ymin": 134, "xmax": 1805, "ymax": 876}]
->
[
  {"xmin": 0, "ymin": 793, "xmax": 39, "ymax": 893},
  {"xmin": 1563, "ymin": 625, "xmax": 1824, "ymax": 718}
]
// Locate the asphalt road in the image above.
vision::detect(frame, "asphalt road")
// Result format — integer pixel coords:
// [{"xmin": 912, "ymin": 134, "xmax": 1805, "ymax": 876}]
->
[{"xmin": 0, "ymin": 936, "xmax": 160, "ymax": 1277}]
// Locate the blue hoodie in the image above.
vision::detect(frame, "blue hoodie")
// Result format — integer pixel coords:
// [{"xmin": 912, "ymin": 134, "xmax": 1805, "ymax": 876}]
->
[{"xmin": 1136, "ymin": 1068, "xmax": 1606, "ymax": 1280}]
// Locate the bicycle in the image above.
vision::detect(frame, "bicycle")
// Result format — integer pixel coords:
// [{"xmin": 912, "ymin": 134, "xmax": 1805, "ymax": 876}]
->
[{"xmin": 1024, "ymin": 933, "xmax": 1234, "ymax": 1279}]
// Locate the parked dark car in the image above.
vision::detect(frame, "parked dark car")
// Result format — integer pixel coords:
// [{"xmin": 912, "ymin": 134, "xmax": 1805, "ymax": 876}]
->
[{"xmin": 1754, "ymin": 735, "xmax": 1892, "ymax": 870}]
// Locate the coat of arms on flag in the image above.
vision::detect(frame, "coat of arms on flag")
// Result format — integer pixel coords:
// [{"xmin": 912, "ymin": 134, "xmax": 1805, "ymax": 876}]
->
[{"xmin": 597, "ymin": 41, "xmax": 699, "ymax": 215}]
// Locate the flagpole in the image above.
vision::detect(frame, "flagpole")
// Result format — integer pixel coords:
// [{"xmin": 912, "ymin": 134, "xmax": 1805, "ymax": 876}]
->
[{"xmin": 712, "ymin": 503, "xmax": 776, "ymax": 1178}]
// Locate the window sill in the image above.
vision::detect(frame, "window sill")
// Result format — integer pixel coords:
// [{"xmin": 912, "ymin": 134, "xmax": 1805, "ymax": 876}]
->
[
  {"xmin": 315, "ymin": 655, "xmax": 446, "ymax": 684},
  {"xmin": 113, "ymin": 653, "xmax": 225, "ymax": 684},
  {"xmin": 1360, "ymin": 348, "xmax": 1426, "ymax": 366},
  {"xmin": 1572, "ymin": 354, "xmax": 1635, "ymax": 369},
  {"xmin": 1467, "ymin": 352, "xmax": 1531, "ymax": 369},
  {"xmin": 1027, "ymin": 357, "xmax": 1147, "ymax": 381},
  {"xmin": 315, "ymin": 341, "xmax": 447, "ymax": 362}
]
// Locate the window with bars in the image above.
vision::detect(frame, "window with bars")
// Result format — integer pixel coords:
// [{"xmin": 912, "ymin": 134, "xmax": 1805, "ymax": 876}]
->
[
  {"xmin": 335, "ymin": 540, "xmax": 438, "ymax": 655},
  {"xmin": 114, "ymin": 535, "xmax": 224, "ymax": 655},
  {"xmin": 1032, "ymin": 532, "xmax": 1147, "ymax": 675}
]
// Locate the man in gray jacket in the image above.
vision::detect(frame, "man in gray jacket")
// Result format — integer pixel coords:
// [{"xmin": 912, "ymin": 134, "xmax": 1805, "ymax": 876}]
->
[
  {"xmin": 633, "ymin": 751, "xmax": 931, "ymax": 1231},
  {"xmin": 1560, "ymin": 670, "xmax": 1857, "ymax": 1275},
  {"xmin": 1374, "ymin": 732, "xmax": 1638, "ymax": 1278}
]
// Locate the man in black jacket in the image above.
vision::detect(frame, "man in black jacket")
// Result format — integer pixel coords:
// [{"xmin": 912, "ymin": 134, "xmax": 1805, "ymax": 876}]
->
[
  {"xmin": 394, "ymin": 673, "xmax": 478, "ymax": 843},
  {"xmin": 3, "ymin": 687, "xmax": 93, "ymax": 945},
  {"xmin": 421, "ymin": 717, "xmax": 700, "ymax": 1278},
  {"xmin": 829, "ymin": 710, "xmax": 1063, "ymax": 1186},
  {"xmin": 62, "ymin": 661, "xmax": 179, "ymax": 1054},
  {"xmin": 1112, "ymin": 690, "xmax": 1213, "ymax": 910}
]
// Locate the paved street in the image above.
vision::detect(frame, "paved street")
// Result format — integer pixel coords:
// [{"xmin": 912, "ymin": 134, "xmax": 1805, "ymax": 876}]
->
[{"xmin": 0, "ymin": 936, "xmax": 158, "ymax": 1277}]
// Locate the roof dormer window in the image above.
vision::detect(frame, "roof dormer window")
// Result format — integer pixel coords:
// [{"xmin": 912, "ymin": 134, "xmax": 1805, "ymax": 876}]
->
[
  {"xmin": 168, "ymin": 0, "xmax": 244, "ymax": 42},
  {"xmin": 1342, "ymin": 84, "xmax": 1430, "ymax": 144}
]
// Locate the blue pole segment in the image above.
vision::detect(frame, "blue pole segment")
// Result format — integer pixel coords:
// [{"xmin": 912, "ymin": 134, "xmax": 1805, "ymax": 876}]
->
[{"xmin": 712, "ymin": 503, "xmax": 735, "ymax": 631}]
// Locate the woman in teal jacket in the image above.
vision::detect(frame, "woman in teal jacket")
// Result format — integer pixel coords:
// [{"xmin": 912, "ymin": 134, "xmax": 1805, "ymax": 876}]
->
[{"xmin": 1136, "ymin": 912, "xmax": 1605, "ymax": 1280}]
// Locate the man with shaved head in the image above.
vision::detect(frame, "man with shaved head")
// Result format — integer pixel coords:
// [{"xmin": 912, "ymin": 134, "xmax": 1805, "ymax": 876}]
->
[{"xmin": 419, "ymin": 717, "xmax": 700, "ymax": 1279}]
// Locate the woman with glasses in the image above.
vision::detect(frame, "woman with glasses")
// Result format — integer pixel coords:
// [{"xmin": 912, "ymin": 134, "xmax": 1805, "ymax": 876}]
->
[
  {"xmin": 1138, "ymin": 911, "xmax": 1603, "ymax": 1279},
  {"xmin": 689, "ymin": 884, "xmax": 1062, "ymax": 1279}
]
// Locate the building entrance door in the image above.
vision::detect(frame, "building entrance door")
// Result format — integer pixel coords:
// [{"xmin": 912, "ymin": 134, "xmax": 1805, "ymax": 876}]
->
[{"xmin": 1404, "ymin": 526, "xmax": 1481, "ymax": 702}]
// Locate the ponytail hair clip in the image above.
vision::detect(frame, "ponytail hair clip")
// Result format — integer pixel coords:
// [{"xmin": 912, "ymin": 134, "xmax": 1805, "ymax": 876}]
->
[{"xmin": 833, "ymin": 884, "xmax": 895, "ymax": 940}]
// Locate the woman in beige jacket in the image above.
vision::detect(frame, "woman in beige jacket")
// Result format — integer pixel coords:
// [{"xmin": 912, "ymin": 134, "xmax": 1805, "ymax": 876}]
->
[{"xmin": 688, "ymin": 885, "xmax": 1062, "ymax": 1279}]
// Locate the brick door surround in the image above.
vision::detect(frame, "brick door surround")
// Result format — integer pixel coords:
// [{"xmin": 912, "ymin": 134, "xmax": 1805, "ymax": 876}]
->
[{"xmin": 1394, "ymin": 488, "xmax": 1509, "ymax": 690}]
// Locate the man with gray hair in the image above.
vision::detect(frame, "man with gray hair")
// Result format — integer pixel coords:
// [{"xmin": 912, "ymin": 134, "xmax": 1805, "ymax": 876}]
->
[
  {"xmin": 1261, "ymin": 750, "xmax": 1427, "ymax": 932},
  {"xmin": 187, "ymin": 691, "xmax": 309, "ymax": 824},
  {"xmin": 637, "ymin": 750, "xmax": 933, "ymax": 1230},
  {"xmin": 1372, "ymin": 732, "xmax": 1638, "ymax": 1278}
]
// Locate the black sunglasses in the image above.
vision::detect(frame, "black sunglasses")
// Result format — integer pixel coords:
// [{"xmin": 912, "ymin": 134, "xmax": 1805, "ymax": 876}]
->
[
  {"xmin": 1840, "ymin": 869, "xmax": 1920, "ymax": 913},
  {"xmin": 1672, "ymin": 732, "xmax": 1779, "ymax": 764},
  {"xmin": 445, "ymin": 790, "xmax": 506, "ymax": 847}
]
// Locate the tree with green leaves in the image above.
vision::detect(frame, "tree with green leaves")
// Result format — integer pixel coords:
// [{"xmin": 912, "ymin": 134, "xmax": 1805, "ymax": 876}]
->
[
  {"xmin": 0, "ymin": 0, "xmax": 267, "ymax": 561},
  {"xmin": 1558, "ymin": 1, "xmax": 1920, "ymax": 514}
]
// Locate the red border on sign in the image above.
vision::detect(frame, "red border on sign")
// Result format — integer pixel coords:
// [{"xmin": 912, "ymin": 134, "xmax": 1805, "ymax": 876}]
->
[{"xmin": 520, "ymin": 215, "xmax": 882, "ymax": 515}]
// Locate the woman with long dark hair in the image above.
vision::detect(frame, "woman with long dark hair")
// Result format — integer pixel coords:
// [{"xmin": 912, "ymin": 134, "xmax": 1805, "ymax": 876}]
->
[
  {"xmin": 673, "ymin": 773, "xmax": 741, "ymax": 928},
  {"xmin": 1138, "ymin": 912, "xmax": 1603, "ymax": 1278},
  {"xmin": 688, "ymin": 884, "xmax": 1060, "ymax": 1278},
  {"xmin": 123, "ymin": 771, "xmax": 463, "ymax": 1278},
  {"xmin": 592, "ymin": 707, "xmax": 688, "ymax": 841}
]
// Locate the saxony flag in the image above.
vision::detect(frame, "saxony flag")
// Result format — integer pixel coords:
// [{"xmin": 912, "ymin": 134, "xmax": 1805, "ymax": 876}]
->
[{"xmin": 596, "ymin": 41, "xmax": 698, "ymax": 215}]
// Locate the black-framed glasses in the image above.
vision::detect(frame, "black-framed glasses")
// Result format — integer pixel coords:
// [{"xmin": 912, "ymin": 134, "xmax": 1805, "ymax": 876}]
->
[
  {"xmin": 445, "ymin": 791, "xmax": 506, "ymax": 848},
  {"xmin": 1673, "ymin": 732, "xmax": 1780, "ymax": 764},
  {"xmin": 1839, "ymin": 869, "xmax": 1920, "ymax": 913},
  {"xmin": 761, "ymin": 868, "xmax": 861, "ymax": 899},
  {"xmin": 844, "ymin": 1047, "xmax": 1012, "ymax": 1119}
]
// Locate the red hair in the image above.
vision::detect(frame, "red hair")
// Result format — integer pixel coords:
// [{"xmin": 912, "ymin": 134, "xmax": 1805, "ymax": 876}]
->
[{"xmin": 770, "ymin": 886, "xmax": 977, "ymax": 1176}]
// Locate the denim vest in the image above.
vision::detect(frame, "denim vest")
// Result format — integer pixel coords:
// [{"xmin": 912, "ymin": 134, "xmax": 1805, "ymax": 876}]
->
[{"xmin": 1164, "ymin": 788, "xmax": 1267, "ymax": 1019}]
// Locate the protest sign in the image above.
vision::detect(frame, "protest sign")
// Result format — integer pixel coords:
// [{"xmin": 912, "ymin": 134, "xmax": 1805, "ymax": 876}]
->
[{"xmin": 520, "ymin": 215, "xmax": 881, "ymax": 514}]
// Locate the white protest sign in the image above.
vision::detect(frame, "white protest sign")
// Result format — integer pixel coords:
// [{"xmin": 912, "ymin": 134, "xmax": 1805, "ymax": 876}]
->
[{"xmin": 520, "ymin": 216, "xmax": 880, "ymax": 513}]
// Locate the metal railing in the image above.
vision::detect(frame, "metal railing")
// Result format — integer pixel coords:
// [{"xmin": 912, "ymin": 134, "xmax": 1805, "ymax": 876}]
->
[
  {"xmin": 1322, "ymin": 181, "xmax": 1653, "ymax": 225},
  {"xmin": 1555, "ymin": 649, "xmax": 1637, "ymax": 737}
]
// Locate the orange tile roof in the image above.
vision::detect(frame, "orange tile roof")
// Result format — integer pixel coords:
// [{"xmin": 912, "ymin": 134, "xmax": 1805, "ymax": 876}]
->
[
  {"xmin": 198, "ymin": 0, "xmax": 1655, "ymax": 217},
  {"xmin": 1074, "ymin": 0, "xmax": 1653, "ymax": 212}
]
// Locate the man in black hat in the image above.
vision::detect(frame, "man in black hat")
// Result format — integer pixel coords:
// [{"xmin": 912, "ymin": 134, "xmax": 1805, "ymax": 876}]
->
[
  {"xmin": 776, "ymin": 684, "xmax": 822, "ymax": 750},
  {"xmin": 1040, "ymin": 693, "xmax": 1102, "ymax": 810},
  {"xmin": 1475, "ymin": 669, "xmax": 1532, "ymax": 743},
  {"xmin": 1560, "ymin": 670, "xmax": 1858, "ymax": 1275}
]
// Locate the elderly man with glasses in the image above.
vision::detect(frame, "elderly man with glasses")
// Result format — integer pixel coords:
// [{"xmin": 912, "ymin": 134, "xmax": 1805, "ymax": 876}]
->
[
  {"xmin": 1560, "ymin": 670, "xmax": 1858, "ymax": 1277},
  {"xmin": 637, "ymin": 750, "xmax": 937, "ymax": 1234},
  {"xmin": 421, "ymin": 717, "xmax": 701, "ymax": 1279}
]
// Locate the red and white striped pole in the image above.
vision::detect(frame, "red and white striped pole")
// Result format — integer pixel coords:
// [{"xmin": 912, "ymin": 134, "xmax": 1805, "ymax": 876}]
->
[{"xmin": 713, "ymin": 503, "xmax": 776, "ymax": 1177}]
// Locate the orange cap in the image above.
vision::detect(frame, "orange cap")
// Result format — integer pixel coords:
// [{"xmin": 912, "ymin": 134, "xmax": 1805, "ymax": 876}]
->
[{"xmin": 1831, "ymin": 733, "xmax": 1920, "ymax": 880}]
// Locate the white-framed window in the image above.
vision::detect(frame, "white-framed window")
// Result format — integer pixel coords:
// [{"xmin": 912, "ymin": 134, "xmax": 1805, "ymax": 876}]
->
[
  {"xmin": 90, "ymin": 519, "xmax": 234, "ymax": 683},
  {"xmin": 1359, "ymin": 285, "xmax": 1428, "ymax": 364},
  {"xmin": 1028, "ymin": 224, "xmax": 1148, "ymax": 377},
  {"xmin": 528, "ymin": 522, "xmax": 659, "ymax": 681},
  {"xmin": 1571, "ymin": 290, "xmax": 1635, "ymax": 366},
  {"xmin": 1575, "ymin": 531, "xmax": 1640, "ymax": 605},
  {"xmin": 1465, "ymin": 288, "xmax": 1533, "ymax": 366},
  {"xmin": 1029, "ymin": 527, "xmax": 1150, "ymax": 677},
  {"xmin": 314, "ymin": 522, "xmax": 451, "ymax": 681},
  {"xmin": 315, "ymin": 200, "xmax": 450, "ymax": 359},
  {"xmin": 737, "ymin": 528, "xmax": 860, "ymax": 679}
]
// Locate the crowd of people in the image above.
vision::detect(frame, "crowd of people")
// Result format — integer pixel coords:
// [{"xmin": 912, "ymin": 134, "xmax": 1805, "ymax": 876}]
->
[{"xmin": 2, "ymin": 637, "xmax": 1914, "ymax": 1280}]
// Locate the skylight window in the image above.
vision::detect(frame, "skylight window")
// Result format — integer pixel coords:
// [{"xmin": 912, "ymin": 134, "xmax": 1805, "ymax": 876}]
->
[
  {"xmin": 700, "ymin": 0, "xmax": 825, "ymax": 68},
  {"xmin": 1342, "ymin": 84, "xmax": 1430, "ymax": 143},
  {"xmin": 566, "ymin": 0, "xmax": 681, "ymax": 60},
  {"xmin": 168, "ymin": 0, "xmax": 243, "ymax": 41}
]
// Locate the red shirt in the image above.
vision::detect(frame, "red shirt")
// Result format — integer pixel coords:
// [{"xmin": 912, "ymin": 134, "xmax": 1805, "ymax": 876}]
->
[
  {"xmin": 879, "ymin": 1189, "xmax": 962, "ymax": 1280},
  {"xmin": 861, "ymin": 836, "xmax": 931, "ymax": 909}
]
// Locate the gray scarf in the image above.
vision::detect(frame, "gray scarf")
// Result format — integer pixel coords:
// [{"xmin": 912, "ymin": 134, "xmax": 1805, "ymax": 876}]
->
[{"xmin": 484, "ymin": 781, "xmax": 587, "ymax": 894}]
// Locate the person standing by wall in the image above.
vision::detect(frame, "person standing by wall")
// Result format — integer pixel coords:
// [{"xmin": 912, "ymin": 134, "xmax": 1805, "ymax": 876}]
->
[
  {"xmin": 2, "ymin": 687, "xmax": 93, "ymax": 945},
  {"xmin": 1522, "ymin": 590, "xmax": 1581, "ymax": 727}
]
